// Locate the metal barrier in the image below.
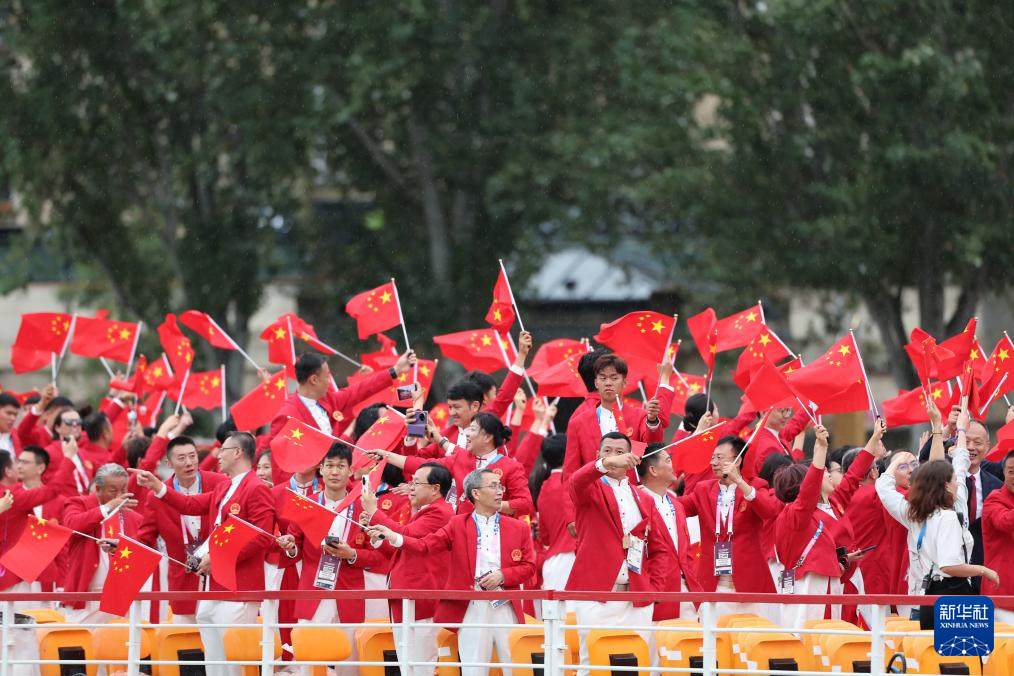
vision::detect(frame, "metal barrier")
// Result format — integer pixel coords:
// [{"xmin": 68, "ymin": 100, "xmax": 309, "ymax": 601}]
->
[{"xmin": 0, "ymin": 589, "xmax": 1012, "ymax": 676}]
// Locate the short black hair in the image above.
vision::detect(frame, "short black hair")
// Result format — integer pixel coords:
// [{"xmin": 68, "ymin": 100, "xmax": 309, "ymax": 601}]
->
[
  {"xmin": 758, "ymin": 452, "xmax": 792, "ymax": 485},
  {"xmin": 295, "ymin": 353, "xmax": 328, "ymax": 384},
  {"xmin": 381, "ymin": 463, "xmax": 404, "ymax": 487},
  {"xmin": 465, "ymin": 371, "xmax": 497, "ymax": 396},
  {"xmin": 593, "ymin": 354, "xmax": 628, "ymax": 377},
  {"xmin": 828, "ymin": 445, "xmax": 850, "ymax": 469},
  {"xmin": 167, "ymin": 435, "xmax": 198, "ymax": 460},
  {"xmin": 216, "ymin": 417, "xmax": 237, "ymax": 443},
  {"xmin": 716, "ymin": 435, "xmax": 746, "ymax": 456},
  {"xmin": 125, "ymin": 436, "xmax": 151, "ymax": 469},
  {"xmin": 541, "ymin": 434, "xmax": 567, "ymax": 469},
  {"xmin": 21, "ymin": 445, "xmax": 49, "ymax": 470},
  {"xmin": 353, "ymin": 404, "xmax": 385, "ymax": 441},
  {"xmin": 637, "ymin": 443, "xmax": 667, "ymax": 478},
  {"xmin": 599, "ymin": 431, "xmax": 631, "ymax": 451},
  {"xmin": 0, "ymin": 451, "xmax": 12, "ymax": 476},
  {"xmin": 228, "ymin": 432, "xmax": 257, "ymax": 462},
  {"xmin": 578, "ymin": 348, "xmax": 611, "ymax": 392},
  {"xmin": 473, "ymin": 411, "xmax": 512, "ymax": 447},
  {"xmin": 323, "ymin": 442, "xmax": 353, "ymax": 466},
  {"xmin": 44, "ymin": 396, "xmax": 75, "ymax": 412},
  {"xmin": 421, "ymin": 462, "xmax": 453, "ymax": 497},
  {"xmin": 1003, "ymin": 450, "xmax": 1014, "ymax": 473},
  {"xmin": 0, "ymin": 392, "xmax": 20, "ymax": 409},
  {"xmin": 446, "ymin": 379, "xmax": 484, "ymax": 406},
  {"xmin": 81, "ymin": 412, "xmax": 110, "ymax": 443},
  {"xmin": 682, "ymin": 393, "xmax": 715, "ymax": 431}
]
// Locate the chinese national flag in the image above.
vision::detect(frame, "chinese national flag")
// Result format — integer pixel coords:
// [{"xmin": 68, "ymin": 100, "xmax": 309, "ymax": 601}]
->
[
  {"xmin": 745, "ymin": 361, "xmax": 800, "ymax": 411},
  {"xmin": 0, "ymin": 515, "xmax": 73, "ymax": 583},
  {"xmin": 358, "ymin": 411, "xmax": 407, "ymax": 452},
  {"xmin": 70, "ymin": 316, "xmax": 140, "ymax": 363},
  {"xmin": 935, "ymin": 318, "xmax": 979, "ymax": 382},
  {"xmin": 903, "ymin": 332, "xmax": 953, "ymax": 385},
  {"xmin": 230, "ymin": 372, "xmax": 288, "ymax": 431},
  {"xmin": 142, "ymin": 355, "xmax": 176, "ymax": 394},
  {"xmin": 270, "ymin": 418, "xmax": 335, "ymax": 473},
  {"xmin": 670, "ymin": 373, "xmax": 707, "ymax": 415},
  {"xmin": 527, "ymin": 339, "xmax": 586, "ymax": 380},
  {"xmin": 101, "ymin": 512, "xmax": 124, "ymax": 540},
  {"xmin": 13, "ymin": 312, "xmax": 73, "ymax": 354},
  {"xmin": 209, "ymin": 516, "xmax": 263, "ymax": 592},
  {"xmin": 986, "ymin": 419, "xmax": 1014, "ymax": 461},
  {"xmin": 787, "ymin": 333, "xmax": 870, "ymax": 415},
  {"xmin": 110, "ymin": 355, "xmax": 148, "ymax": 395},
  {"xmin": 430, "ymin": 402, "xmax": 450, "ymax": 428},
  {"xmin": 625, "ymin": 343, "xmax": 680, "ymax": 393},
  {"xmin": 671, "ymin": 427, "xmax": 721, "ymax": 475},
  {"xmin": 883, "ymin": 385, "xmax": 956, "ymax": 427},
  {"xmin": 969, "ymin": 338, "xmax": 990, "ymax": 382},
  {"xmin": 179, "ymin": 310, "xmax": 238, "ymax": 350},
  {"xmin": 733, "ymin": 326, "xmax": 794, "ymax": 390},
  {"xmin": 10, "ymin": 346, "xmax": 52, "ymax": 375},
  {"xmin": 279, "ymin": 489, "xmax": 337, "ymax": 548},
  {"xmin": 594, "ymin": 311, "xmax": 676, "ymax": 363},
  {"xmin": 433, "ymin": 329, "xmax": 514, "ymax": 373},
  {"xmin": 345, "ymin": 282, "xmax": 401, "ymax": 339},
  {"xmin": 98, "ymin": 536, "xmax": 162, "ymax": 617},
  {"xmin": 484, "ymin": 268, "xmax": 516, "ymax": 333},
  {"xmin": 172, "ymin": 368, "xmax": 224, "ymax": 410},
  {"xmin": 981, "ymin": 335, "xmax": 1014, "ymax": 401},
  {"xmin": 713, "ymin": 303, "xmax": 764, "ymax": 351},
  {"xmin": 157, "ymin": 314, "xmax": 196, "ymax": 373},
  {"xmin": 348, "ymin": 359, "xmax": 438, "ymax": 415},
  {"xmin": 360, "ymin": 334, "xmax": 400, "ymax": 370},
  {"xmin": 534, "ymin": 354, "xmax": 587, "ymax": 398}
]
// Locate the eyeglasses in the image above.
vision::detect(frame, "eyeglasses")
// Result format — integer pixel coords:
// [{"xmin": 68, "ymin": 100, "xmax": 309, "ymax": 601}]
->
[
  {"xmin": 410, "ymin": 480, "xmax": 437, "ymax": 487},
  {"xmin": 479, "ymin": 483, "xmax": 504, "ymax": 492},
  {"xmin": 61, "ymin": 420, "xmax": 82, "ymax": 427},
  {"xmin": 898, "ymin": 462, "xmax": 919, "ymax": 472}
]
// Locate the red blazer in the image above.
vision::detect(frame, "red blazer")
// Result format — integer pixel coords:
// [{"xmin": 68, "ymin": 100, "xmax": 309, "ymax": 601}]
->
[
  {"xmin": 564, "ymin": 460, "xmax": 662, "ymax": 606},
  {"xmin": 15, "ymin": 408, "xmax": 51, "ymax": 450},
  {"xmin": 158, "ymin": 470, "xmax": 275, "ymax": 592},
  {"xmin": 845, "ymin": 484, "xmax": 908, "ymax": 595},
  {"xmin": 61, "ymin": 495, "xmax": 144, "ymax": 607},
  {"xmin": 982, "ymin": 486, "xmax": 1014, "ymax": 609},
  {"xmin": 266, "ymin": 369, "xmax": 396, "ymax": 483},
  {"xmin": 0, "ymin": 461, "xmax": 76, "ymax": 590},
  {"xmin": 676, "ymin": 478, "xmax": 782, "ymax": 593},
  {"xmin": 137, "ymin": 470, "xmax": 230, "ymax": 615},
  {"xmin": 748, "ymin": 409, "xmax": 810, "ymax": 475},
  {"xmin": 370, "ymin": 499, "xmax": 455, "ymax": 621},
  {"xmin": 399, "ymin": 512, "xmax": 536, "ymax": 627},
  {"xmin": 36, "ymin": 497, "xmax": 66, "ymax": 588},
  {"xmin": 643, "ymin": 487, "xmax": 701, "ymax": 620},
  {"xmin": 282, "ymin": 495, "xmax": 387, "ymax": 622},
  {"xmin": 485, "ymin": 369, "xmax": 524, "ymax": 420},
  {"xmin": 403, "ymin": 449, "xmax": 533, "ymax": 519},
  {"xmin": 774, "ymin": 464, "xmax": 840, "ymax": 579},
  {"xmin": 513, "ymin": 431, "xmax": 544, "ymax": 478},
  {"xmin": 536, "ymin": 471, "xmax": 576, "ymax": 562},
  {"xmin": 371, "ymin": 488, "xmax": 411, "ymax": 576}
]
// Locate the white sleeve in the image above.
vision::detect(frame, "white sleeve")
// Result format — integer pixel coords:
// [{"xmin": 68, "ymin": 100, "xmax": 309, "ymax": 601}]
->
[
  {"xmin": 930, "ymin": 511, "xmax": 967, "ymax": 569},
  {"xmin": 875, "ymin": 473, "xmax": 911, "ymax": 527},
  {"xmin": 951, "ymin": 446, "xmax": 970, "ymax": 525}
]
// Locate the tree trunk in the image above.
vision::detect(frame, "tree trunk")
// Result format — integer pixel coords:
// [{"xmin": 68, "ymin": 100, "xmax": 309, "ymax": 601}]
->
[
  {"xmin": 863, "ymin": 288, "xmax": 918, "ymax": 390},
  {"xmin": 406, "ymin": 110, "xmax": 452, "ymax": 297}
]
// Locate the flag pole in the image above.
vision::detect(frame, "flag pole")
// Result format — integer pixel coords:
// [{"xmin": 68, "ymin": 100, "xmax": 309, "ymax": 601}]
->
[
  {"xmin": 286, "ymin": 316, "xmax": 297, "ymax": 366},
  {"xmin": 729, "ymin": 418, "xmax": 767, "ymax": 473},
  {"xmin": 125, "ymin": 322, "xmax": 143, "ymax": 377},
  {"xmin": 54, "ymin": 313, "xmax": 77, "ymax": 381},
  {"xmin": 652, "ymin": 315, "xmax": 679, "ymax": 398},
  {"xmin": 209, "ymin": 316, "xmax": 260, "ymax": 371},
  {"xmin": 99, "ymin": 357, "xmax": 116, "ymax": 379},
  {"xmin": 757, "ymin": 300, "xmax": 765, "ymax": 324},
  {"xmin": 497, "ymin": 259, "xmax": 526, "ymax": 333},
  {"xmin": 638, "ymin": 382, "xmax": 649, "ymax": 403},
  {"xmin": 979, "ymin": 373, "xmax": 1009, "ymax": 419},
  {"xmin": 50, "ymin": 353, "xmax": 57, "ymax": 383},
  {"xmin": 306, "ymin": 336, "xmax": 362, "ymax": 369},
  {"xmin": 504, "ymin": 331, "xmax": 539, "ymax": 399},
  {"xmin": 174, "ymin": 368, "xmax": 191, "ymax": 416},
  {"xmin": 220, "ymin": 364, "xmax": 227, "ymax": 423},
  {"xmin": 226, "ymin": 515, "xmax": 279, "ymax": 542},
  {"xmin": 850, "ymin": 329, "xmax": 880, "ymax": 417},
  {"xmin": 640, "ymin": 422, "xmax": 726, "ymax": 460},
  {"xmin": 390, "ymin": 278, "xmax": 417, "ymax": 385}
]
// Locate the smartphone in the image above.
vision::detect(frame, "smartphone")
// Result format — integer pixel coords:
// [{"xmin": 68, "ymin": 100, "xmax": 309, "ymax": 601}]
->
[
  {"xmin": 835, "ymin": 546, "xmax": 848, "ymax": 568},
  {"xmin": 324, "ymin": 535, "xmax": 342, "ymax": 548},
  {"xmin": 407, "ymin": 410, "xmax": 428, "ymax": 438},
  {"xmin": 396, "ymin": 384, "xmax": 416, "ymax": 401}
]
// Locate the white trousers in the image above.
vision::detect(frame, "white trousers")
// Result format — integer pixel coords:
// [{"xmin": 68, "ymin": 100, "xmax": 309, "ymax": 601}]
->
[
  {"xmin": 363, "ymin": 571, "xmax": 389, "ymax": 621},
  {"xmin": 196, "ymin": 600, "xmax": 258, "ymax": 676},
  {"xmin": 393, "ymin": 618, "xmax": 440, "ymax": 676},
  {"xmin": 298, "ymin": 599, "xmax": 358, "ymax": 676},
  {"xmin": 573, "ymin": 600, "xmax": 653, "ymax": 676},
  {"xmin": 539, "ymin": 552, "xmax": 577, "ymax": 619},
  {"xmin": 714, "ymin": 576, "xmax": 775, "ymax": 623},
  {"xmin": 458, "ymin": 600, "xmax": 517, "ymax": 676},
  {"xmin": 779, "ymin": 573, "xmax": 842, "ymax": 631}
]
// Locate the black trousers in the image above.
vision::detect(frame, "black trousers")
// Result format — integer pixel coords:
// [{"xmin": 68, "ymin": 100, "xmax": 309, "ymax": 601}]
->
[{"xmin": 919, "ymin": 577, "xmax": 975, "ymax": 630}]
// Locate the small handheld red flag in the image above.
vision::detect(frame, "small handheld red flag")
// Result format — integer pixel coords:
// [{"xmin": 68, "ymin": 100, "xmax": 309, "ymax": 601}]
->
[
  {"xmin": 433, "ymin": 329, "xmax": 514, "ymax": 373},
  {"xmin": 157, "ymin": 314, "xmax": 196, "ymax": 373},
  {"xmin": 179, "ymin": 310, "xmax": 239, "ymax": 350},
  {"xmin": 230, "ymin": 372, "xmax": 287, "ymax": 431},
  {"xmin": 346, "ymin": 282, "xmax": 401, "ymax": 339},
  {"xmin": 270, "ymin": 418, "xmax": 335, "ymax": 473},
  {"xmin": 71, "ymin": 316, "xmax": 140, "ymax": 363},
  {"xmin": 279, "ymin": 490, "xmax": 338, "ymax": 548},
  {"xmin": 360, "ymin": 334, "xmax": 400, "ymax": 369},
  {"xmin": 594, "ymin": 311, "xmax": 676, "ymax": 363},
  {"xmin": 0, "ymin": 515, "xmax": 73, "ymax": 583},
  {"xmin": 99, "ymin": 535, "xmax": 163, "ymax": 617},
  {"xmin": 13, "ymin": 312, "xmax": 73, "ymax": 354},
  {"xmin": 209, "ymin": 516, "xmax": 263, "ymax": 592},
  {"xmin": 485, "ymin": 268, "xmax": 516, "ymax": 333},
  {"xmin": 671, "ymin": 428, "xmax": 721, "ymax": 475}
]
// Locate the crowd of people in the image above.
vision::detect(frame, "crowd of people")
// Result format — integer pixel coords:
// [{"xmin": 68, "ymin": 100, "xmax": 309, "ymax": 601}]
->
[{"xmin": 1, "ymin": 327, "xmax": 1013, "ymax": 676}]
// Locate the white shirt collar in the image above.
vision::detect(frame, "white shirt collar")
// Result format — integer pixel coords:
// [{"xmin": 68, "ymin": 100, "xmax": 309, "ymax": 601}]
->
[
  {"xmin": 230, "ymin": 470, "xmax": 249, "ymax": 488},
  {"xmin": 603, "ymin": 475, "xmax": 628, "ymax": 488}
]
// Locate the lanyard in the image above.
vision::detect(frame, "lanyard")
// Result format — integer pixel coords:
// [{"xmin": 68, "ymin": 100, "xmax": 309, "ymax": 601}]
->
[
  {"xmin": 318, "ymin": 493, "xmax": 355, "ymax": 537},
  {"xmin": 792, "ymin": 520, "xmax": 825, "ymax": 570},
  {"xmin": 174, "ymin": 474, "xmax": 203, "ymax": 544},
  {"xmin": 70, "ymin": 455, "xmax": 89, "ymax": 494},
  {"xmin": 215, "ymin": 475, "xmax": 245, "ymax": 527},
  {"xmin": 472, "ymin": 512, "xmax": 501, "ymax": 564},
  {"xmin": 290, "ymin": 475, "xmax": 319, "ymax": 496},
  {"xmin": 715, "ymin": 485, "xmax": 736, "ymax": 538}
]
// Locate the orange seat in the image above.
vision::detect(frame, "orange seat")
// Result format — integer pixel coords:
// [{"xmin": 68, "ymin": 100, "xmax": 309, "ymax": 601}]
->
[
  {"xmin": 739, "ymin": 630, "xmax": 809, "ymax": 675},
  {"xmin": 509, "ymin": 624, "xmax": 547, "ymax": 676},
  {"xmin": 19, "ymin": 608, "xmax": 65, "ymax": 624},
  {"xmin": 563, "ymin": 611, "xmax": 581, "ymax": 674},
  {"xmin": 985, "ymin": 623, "xmax": 1014, "ymax": 676},
  {"xmin": 720, "ymin": 615, "xmax": 776, "ymax": 672},
  {"xmin": 655, "ymin": 619, "xmax": 703, "ymax": 673},
  {"xmin": 356, "ymin": 624, "xmax": 398, "ymax": 676},
  {"xmin": 291, "ymin": 626, "xmax": 352, "ymax": 676},
  {"xmin": 884, "ymin": 617, "xmax": 919, "ymax": 654},
  {"xmin": 37, "ymin": 627, "xmax": 96, "ymax": 676},
  {"xmin": 904, "ymin": 632, "xmax": 982, "ymax": 675},
  {"xmin": 437, "ymin": 628, "xmax": 459, "ymax": 676},
  {"xmin": 586, "ymin": 629, "xmax": 650, "ymax": 676},
  {"xmin": 799, "ymin": 618, "xmax": 857, "ymax": 672},
  {"xmin": 223, "ymin": 626, "xmax": 282, "ymax": 676},
  {"xmin": 93, "ymin": 620, "xmax": 154, "ymax": 676},
  {"xmin": 153, "ymin": 627, "xmax": 204, "ymax": 676}
]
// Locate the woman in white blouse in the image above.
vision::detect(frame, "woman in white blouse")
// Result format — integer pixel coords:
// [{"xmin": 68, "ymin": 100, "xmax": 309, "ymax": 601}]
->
[{"xmin": 876, "ymin": 404, "xmax": 1000, "ymax": 629}]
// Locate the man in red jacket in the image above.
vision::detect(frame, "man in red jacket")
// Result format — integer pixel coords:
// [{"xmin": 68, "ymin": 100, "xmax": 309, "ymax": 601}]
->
[
  {"xmin": 535, "ymin": 435, "xmax": 576, "ymax": 598},
  {"xmin": 0, "ymin": 392, "xmax": 21, "ymax": 458},
  {"xmin": 747, "ymin": 406, "xmax": 812, "ymax": 475},
  {"xmin": 361, "ymin": 462, "xmax": 454, "ymax": 676},
  {"xmin": 136, "ymin": 432, "xmax": 275, "ymax": 676},
  {"xmin": 566, "ymin": 432, "xmax": 664, "ymax": 675},
  {"xmin": 983, "ymin": 449, "xmax": 1014, "ymax": 625},
  {"xmin": 367, "ymin": 468, "xmax": 536, "ymax": 676},
  {"xmin": 137, "ymin": 435, "xmax": 229, "ymax": 625},
  {"xmin": 265, "ymin": 349, "xmax": 417, "ymax": 483},
  {"xmin": 62, "ymin": 463, "xmax": 144, "ymax": 624},
  {"xmin": 278, "ymin": 444, "xmax": 386, "ymax": 676}
]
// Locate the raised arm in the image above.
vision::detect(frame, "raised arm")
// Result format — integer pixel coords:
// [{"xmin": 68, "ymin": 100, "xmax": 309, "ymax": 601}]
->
[
  {"xmin": 485, "ymin": 332, "xmax": 530, "ymax": 418},
  {"xmin": 875, "ymin": 452, "xmax": 914, "ymax": 527},
  {"xmin": 832, "ymin": 418, "xmax": 885, "ymax": 507}
]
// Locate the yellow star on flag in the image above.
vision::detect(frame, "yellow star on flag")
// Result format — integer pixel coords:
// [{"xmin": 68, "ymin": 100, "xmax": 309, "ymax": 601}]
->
[
  {"xmin": 290, "ymin": 427, "xmax": 304, "ymax": 441},
  {"xmin": 837, "ymin": 344, "xmax": 851, "ymax": 357},
  {"xmin": 650, "ymin": 320, "xmax": 665, "ymax": 334},
  {"xmin": 493, "ymin": 309, "xmax": 502, "ymax": 322},
  {"xmin": 119, "ymin": 328, "xmax": 131, "ymax": 340},
  {"xmin": 274, "ymin": 378, "xmax": 286, "ymax": 390},
  {"xmin": 379, "ymin": 291, "xmax": 393, "ymax": 304},
  {"xmin": 746, "ymin": 311, "xmax": 758, "ymax": 322},
  {"xmin": 223, "ymin": 524, "xmax": 235, "ymax": 535},
  {"xmin": 998, "ymin": 349, "xmax": 1010, "ymax": 362},
  {"xmin": 420, "ymin": 365, "xmax": 431, "ymax": 377},
  {"xmin": 118, "ymin": 546, "xmax": 133, "ymax": 560},
  {"xmin": 274, "ymin": 327, "xmax": 286, "ymax": 340},
  {"xmin": 759, "ymin": 333, "xmax": 771, "ymax": 347},
  {"xmin": 970, "ymin": 349, "xmax": 980, "ymax": 360},
  {"xmin": 932, "ymin": 387, "xmax": 943, "ymax": 400},
  {"xmin": 480, "ymin": 335, "xmax": 493, "ymax": 347}
]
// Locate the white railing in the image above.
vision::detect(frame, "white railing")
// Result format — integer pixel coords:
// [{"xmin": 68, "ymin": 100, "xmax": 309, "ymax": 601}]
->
[{"xmin": 0, "ymin": 589, "xmax": 1011, "ymax": 676}]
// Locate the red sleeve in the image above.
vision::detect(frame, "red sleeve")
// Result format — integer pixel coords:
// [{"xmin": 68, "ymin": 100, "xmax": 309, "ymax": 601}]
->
[
  {"xmin": 158, "ymin": 485, "xmax": 215, "ymax": 517},
  {"xmin": 235, "ymin": 484, "xmax": 275, "ymax": 564},
  {"xmin": 720, "ymin": 406, "xmax": 758, "ymax": 439},
  {"xmin": 280, "ymin": 520, "xmax": 305, "ymax": 570},
  {"xmin": 779, "ymin": 409, "xmax": 812, "ymax": 447},
  {"xmin": 783, "ymin": 464, "xmax": 822, "ymax": 534},
  {"xmin": 654, "ymin": 385, "xmax": 675, "ymax": 430},
  {"xmin": 100, "ymin": 398, "xmax": 125, "ymax": 425},
  {"xmin": 568, "ymin": 459, "xmax": 606, "ymax": 507},
  {"xmin": 514, "ymin": 431, "xmax": 544, "ymax": 478},
  {"xmin": 633, "ymin": 408, "xmax": 665, "ymax": 444},
  {"xmin": 485, "ymin": 369, "xmax": 524, "ymax": 419},
  {"xmin": 326, "ymin": 369, "xmax": 396, "ymax": 419},
  {"xmin": 746, "ymin": 480, "xmax": 783, "ymax": 521},
  {"xmin": 830, "ymin": 450, "xmax": 874, "ymax": 508},
  {"xmin": 15, "ymin": 408, "xmax": 43, "ymax": 448},
  {"xmin": 139, "ymin": 436, "xmax": 169, "ymax": 473},
  {"xmin": 983, "ymin": 496, "xmax": 1014, "ymax": 533},
  {"xmin": 400, "ymin": 521, "xmax": 454, "ymax": 555},
  {"xmin": 674, "ymin": 491, "xmax": 700, "ymax": 517},
  {"xmin": 61, "ymin": 500, "xmax": 106, "ymax": 532},
  {"xmin": 501, "ymin": 525, "xmax": 536, "ymax": 587},
  {"xmin": 502, "ymin": 462, "xmax": 534, "ymax": 518}
]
